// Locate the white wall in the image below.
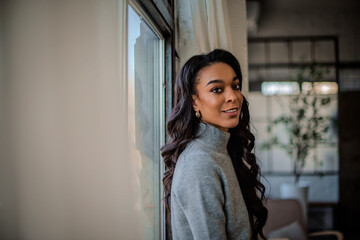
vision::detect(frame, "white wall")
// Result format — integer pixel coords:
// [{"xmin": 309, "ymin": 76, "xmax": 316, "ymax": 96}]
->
[{"xmin": 0, "ymin": 1, "xmax": 140, "ymax": 239}]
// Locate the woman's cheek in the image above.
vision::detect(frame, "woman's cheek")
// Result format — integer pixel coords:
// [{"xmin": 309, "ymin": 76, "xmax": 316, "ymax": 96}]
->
[{"xmin": 207, "ymin": 95, "xmax": 222, "ymax": 106}]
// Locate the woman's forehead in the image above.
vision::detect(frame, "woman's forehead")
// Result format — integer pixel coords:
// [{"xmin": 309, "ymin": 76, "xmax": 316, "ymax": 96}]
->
[{"xmin": 197, "ymin": 63, "xmax": 237, "ymax": 84}]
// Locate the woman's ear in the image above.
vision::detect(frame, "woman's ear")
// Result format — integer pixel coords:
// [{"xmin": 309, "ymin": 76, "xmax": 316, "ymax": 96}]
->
[{"xmin": 191, "ymin": 95, "xmax": 199, "ymax": 112}]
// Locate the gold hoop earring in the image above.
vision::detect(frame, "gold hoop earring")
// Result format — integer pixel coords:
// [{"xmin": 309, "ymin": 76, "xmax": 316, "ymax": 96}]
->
[{"xmin": 195, "ymin": 111, "xmax": 201, "ymax": 118}]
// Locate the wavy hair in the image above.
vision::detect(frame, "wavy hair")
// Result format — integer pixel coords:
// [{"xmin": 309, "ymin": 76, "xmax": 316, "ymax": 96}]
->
[{"xmin": 161, "ymin": 49, "xmax": 268, "ymax": 239}]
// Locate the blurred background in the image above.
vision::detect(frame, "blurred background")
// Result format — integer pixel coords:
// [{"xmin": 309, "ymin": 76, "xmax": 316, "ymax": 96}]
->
[{"xmin": 246, "ymin": 1, "xmax": 359, "ymax": 239}]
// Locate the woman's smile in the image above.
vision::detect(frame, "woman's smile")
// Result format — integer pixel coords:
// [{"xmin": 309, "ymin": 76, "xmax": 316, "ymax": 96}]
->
[
  {"xmin": 222, "ymin": 107, "xmax": 240, "ymax": 117},
  {"xmin": 192, "ymin": 62, "xmax": 244, "ymax": 132}
]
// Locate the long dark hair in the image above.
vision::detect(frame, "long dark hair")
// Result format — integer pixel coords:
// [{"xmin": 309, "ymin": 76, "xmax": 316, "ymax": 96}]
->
[{"xmin": 161, "ymin": 49, "xmax": 268, "ymax": 239}]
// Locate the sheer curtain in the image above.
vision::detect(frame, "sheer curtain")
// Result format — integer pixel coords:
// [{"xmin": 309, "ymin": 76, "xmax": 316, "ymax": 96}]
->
[
  {"xmin": 190, "ymin": 0, "xmax": 233, "ymax": 53},
  {"xmin": 176, "ymin": 0, "xmax": 233, "ymax": 65},
  {"xmin": 176, "ymin": 0, "xmax": 249, "ymax": 95}
]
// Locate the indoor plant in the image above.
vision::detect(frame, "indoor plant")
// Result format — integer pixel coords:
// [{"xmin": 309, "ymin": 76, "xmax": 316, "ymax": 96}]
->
[
  {"xmin": 261, "ymin": 63, "xmax": 335, "ymax": 220},
  {"xmin": 262, "ymin": 63, "xmax": 334, "ymax": 184}
]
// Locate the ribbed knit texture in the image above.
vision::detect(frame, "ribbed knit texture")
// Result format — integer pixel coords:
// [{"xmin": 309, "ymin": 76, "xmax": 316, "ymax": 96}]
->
[{"xmin": 171, "ymin": 123, "xmax": 251, "ymax": 240}]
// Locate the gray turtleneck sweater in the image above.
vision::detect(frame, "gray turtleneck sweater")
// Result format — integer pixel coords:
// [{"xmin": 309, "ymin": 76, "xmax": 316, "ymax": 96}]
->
[{"xmin": 171, "ymin": 123, "xmax": 251, "ymax": 240}]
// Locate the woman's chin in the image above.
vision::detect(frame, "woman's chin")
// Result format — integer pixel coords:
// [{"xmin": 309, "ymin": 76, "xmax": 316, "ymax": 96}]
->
[
  {"xmin": 225, "ymin": 119, "xmax": 239, "ymax": 129},
  {"xmin": 217, "ymin": 120, "xmax": 239, "ymax": 131},
  {"xmin": 202, "ymin": 118, "xmax": 239, "ymax": 131}
]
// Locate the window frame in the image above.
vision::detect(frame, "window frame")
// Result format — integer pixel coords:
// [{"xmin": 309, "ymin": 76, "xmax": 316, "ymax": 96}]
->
[{"xmin": 121, "ymin": 0, "xmax": 174, "ymax": 239}]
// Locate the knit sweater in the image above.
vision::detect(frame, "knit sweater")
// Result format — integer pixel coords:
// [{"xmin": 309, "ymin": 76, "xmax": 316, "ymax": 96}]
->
[{"xmin": 171, "ymin": 123, "xmax": 251, "ymax": 240}]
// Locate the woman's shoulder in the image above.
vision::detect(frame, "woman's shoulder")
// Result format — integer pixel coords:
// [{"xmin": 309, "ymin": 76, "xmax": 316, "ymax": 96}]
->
[
  {"xmin": 173, "ymin": 140, "xmax": 222, "ymax": 186},
  {"xmin": 172, "ymin": 141, "xmax": 224, "ymax": 195}
]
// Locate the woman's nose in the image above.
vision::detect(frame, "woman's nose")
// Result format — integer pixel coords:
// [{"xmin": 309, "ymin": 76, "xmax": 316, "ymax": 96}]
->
[{"xmin": 225, "ymin": 89, "xmax": 237, "ymax": 103}]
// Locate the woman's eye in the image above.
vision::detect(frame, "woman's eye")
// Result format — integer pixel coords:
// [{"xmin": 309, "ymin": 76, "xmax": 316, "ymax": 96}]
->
[
  {"xmin": 211, "ymin": 87, "xmax": 223, "ymax": 93},
  {"xmin": 233, "ymin": 83, "xmax": 241, "ymax": 90}
]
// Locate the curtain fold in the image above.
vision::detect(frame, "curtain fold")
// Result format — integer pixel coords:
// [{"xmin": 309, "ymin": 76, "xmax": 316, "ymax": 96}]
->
[
  {"xmin": 176, "ymin": 0, "xmax": 248, "ymax": 95},
  {"xmin": 190, "ymin": 0, "xmax": 233, "ymax": 53}
]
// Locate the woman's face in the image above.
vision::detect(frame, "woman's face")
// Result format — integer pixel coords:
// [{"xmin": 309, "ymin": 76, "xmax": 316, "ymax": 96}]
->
[{"xmin": 192, "ymin": 62, "xmax": 243, "ymax": 132}]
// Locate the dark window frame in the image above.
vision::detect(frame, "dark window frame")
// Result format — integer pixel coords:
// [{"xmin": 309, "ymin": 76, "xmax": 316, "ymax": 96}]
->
[{"xmin": 128, "ymin": 1, "xmax": 174, "ymax": 239}]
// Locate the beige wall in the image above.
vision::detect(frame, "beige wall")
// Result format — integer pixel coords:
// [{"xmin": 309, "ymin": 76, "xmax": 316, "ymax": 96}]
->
[{"xmin": 0, "ymin": 1, "xmax": 140, "ymax": 239}]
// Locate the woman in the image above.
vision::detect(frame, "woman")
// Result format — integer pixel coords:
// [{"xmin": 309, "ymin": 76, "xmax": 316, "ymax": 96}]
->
[{"xmin": 161, "ymin": 49, "xmax": 268, "ymax": 240}]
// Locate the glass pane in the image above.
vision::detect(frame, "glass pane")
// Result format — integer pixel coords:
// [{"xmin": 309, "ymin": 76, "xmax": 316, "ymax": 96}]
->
[
  {"xmin": 127, "ymin": 5, "xmax": 163, "ymax": 240},
  {"xmin": 261, "ymin": 82, "xmax": 300, "ymax": 95},
  {"xmin": 315, "ymin": 40, "xmax": 335, "ymax": 62},
  {"xmin": 248, "ymin": 42, "xmax": 266, "ymax": 64},
  {"xmin": 293, "ymin": 41, "xmax": 311, "ymax": 63},
  {"xmin": 302, "ymin": 82, "xmax": 339, "ymax": 94},
  {"xmin": 270, "ymin": 42, "xmax": 288, "ymax": 63}
]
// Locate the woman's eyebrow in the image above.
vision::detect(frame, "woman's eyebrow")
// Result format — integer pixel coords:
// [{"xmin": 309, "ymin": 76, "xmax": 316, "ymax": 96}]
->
[
  {"xmin": 205, "ymin": 79, "xmax": 223, "ymax": 86},
  {"xmin": 205, "ymin": 77, "xmax": 239, "ymax": 86}
]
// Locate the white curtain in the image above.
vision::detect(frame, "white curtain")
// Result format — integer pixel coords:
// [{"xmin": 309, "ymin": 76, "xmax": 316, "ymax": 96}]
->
[
  {"xmin": 176, "ymin": 0, "xmax": 248, "ymax": 95},
  {"xmin": 190, "ymin": 0, "xmax": 233, "ymax": 53}
]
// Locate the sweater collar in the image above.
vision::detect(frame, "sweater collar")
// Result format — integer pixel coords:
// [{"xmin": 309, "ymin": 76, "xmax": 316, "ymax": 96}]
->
[{"xmin": 196, "ymin": 122, "xmax": 230, "ymax": 153}]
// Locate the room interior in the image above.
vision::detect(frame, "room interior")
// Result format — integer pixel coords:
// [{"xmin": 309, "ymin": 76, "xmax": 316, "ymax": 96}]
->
[
  {"xmin": 245, "ymin": 1, "xmax": 360, "ymax": 239},
  {"xmin": 0, "ymin": 0, "xmax": 359, "ymax": 239}
]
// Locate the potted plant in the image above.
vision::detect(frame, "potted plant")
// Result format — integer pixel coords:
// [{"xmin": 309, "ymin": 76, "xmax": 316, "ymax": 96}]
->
[{"xmin": 261, "ymin": 63, "xmax": 335, "ymax": 220}]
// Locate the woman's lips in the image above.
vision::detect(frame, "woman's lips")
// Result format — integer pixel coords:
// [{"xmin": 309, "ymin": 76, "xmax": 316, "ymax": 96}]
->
[{"xmin": 222, "ymin": 108, "xmax": 239, "ymax": 117}]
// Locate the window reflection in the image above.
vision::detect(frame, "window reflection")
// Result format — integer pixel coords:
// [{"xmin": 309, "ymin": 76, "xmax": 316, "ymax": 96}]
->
[{"xmin": 127, "ymin": 5, "xmax": 164, "ymax": 240}]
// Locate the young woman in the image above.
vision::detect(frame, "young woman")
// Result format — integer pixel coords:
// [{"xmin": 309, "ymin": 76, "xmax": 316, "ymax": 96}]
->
[{"xmin": 161, "ymin": 49, "xmax": 268, "ymax": 240}]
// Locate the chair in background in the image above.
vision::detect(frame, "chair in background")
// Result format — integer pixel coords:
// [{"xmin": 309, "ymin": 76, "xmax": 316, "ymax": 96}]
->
[{"xmin": 264, "ymin": 199, "xmax": 344, "ymax": 240}]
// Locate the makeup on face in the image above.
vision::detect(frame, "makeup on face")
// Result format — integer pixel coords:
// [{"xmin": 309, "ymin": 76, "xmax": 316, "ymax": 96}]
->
[{"xmin": 192, "ymin": 63, "xmax": 243, "ymax": 132}]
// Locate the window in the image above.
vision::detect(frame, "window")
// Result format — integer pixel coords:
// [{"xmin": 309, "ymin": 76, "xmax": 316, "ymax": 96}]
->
[
  {"xmin": 247, "ymin": 37, "xmax": 339, "ymax": 203},
  {"xmin": 127, "ymin": 3, "xmax": 166, "ymax": 240}
]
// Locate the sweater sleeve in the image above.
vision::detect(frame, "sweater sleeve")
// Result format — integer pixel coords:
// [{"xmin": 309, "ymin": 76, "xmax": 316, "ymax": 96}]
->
[{"xmin": 171, "ymin": 153, "xmax": 227, "ymax": 240}]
